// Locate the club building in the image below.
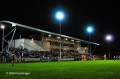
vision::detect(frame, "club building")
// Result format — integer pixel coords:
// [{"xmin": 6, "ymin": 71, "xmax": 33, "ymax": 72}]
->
[{"xmin": 0, "ymin": 21, "xmax": 99, "ymax": 55}]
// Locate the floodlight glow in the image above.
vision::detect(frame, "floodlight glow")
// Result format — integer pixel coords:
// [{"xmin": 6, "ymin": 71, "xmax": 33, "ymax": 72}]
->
[
  {"xmin": 1, "ymin": 25, "xmax": 5, "ymax": 29},
  {"xmin": 57, "ymin": 37, "xmax": 60, "ymax": 39},
  {"xmin": 106, "ymin": 35, "xmax": 113, "ymax": 41},
  {"xmin": 48, "ymin": 34, "xmax": 51, "ymax": 37},
  {"xmin": 71, "ymin": 40, "xmax": 74, "ymax": 41},
  {"xmin": 55, "ymin": 11, "xmax": 64, "ymax": 21},
  {"xmin": 65, "ymin": 38, "xmax": 68, "ymax": 40},
  {"xmin": 87, "ymin": 26, "xmax": 94, "ymax": 33}
]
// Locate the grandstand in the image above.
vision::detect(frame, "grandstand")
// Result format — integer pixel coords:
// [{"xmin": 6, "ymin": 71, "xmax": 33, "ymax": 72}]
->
[{"xmin": 0, "ymin": 21, "xmax": 100, "ymax": 61}]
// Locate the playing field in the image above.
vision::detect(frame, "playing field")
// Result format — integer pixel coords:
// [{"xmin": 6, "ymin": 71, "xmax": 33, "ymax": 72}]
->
[{"xmin": 0, "ymin": 60, "xmax": 120, "ymax": 79}]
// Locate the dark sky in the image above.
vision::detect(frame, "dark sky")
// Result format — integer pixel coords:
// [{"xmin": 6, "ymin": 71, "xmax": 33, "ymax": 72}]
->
[{"xmin": 0, "ymin": 0, "xmax": 120, "ymax": 54}]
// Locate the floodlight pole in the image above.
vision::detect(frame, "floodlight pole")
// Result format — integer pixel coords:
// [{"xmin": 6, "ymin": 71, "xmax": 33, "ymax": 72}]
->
[
  {"xmin": 89, "ymin": 32, "xmax": 91, "ymax": 57},
  {"xmin": 55, "ymin": 11, "xmax": 64, "ymax": 61},
  {"xmin": 107, "ymin": 41, "xmax": 110, "ymax": 59},
  {"xmin": 2, "ymin": 27, "xmax": 4, "ymax": 53},
  {"xmin": 106, "ymin": 35, "xmax": 113, "ymax": 59},
  {"xmin": 59, "ymin": 20, "xmax": 62, "ymax": 61}
]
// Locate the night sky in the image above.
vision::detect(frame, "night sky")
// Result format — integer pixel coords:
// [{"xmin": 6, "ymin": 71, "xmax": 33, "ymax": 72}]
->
[{"xmin": 0, "ymin": 0, "xmax": 120, "ymax": 54}]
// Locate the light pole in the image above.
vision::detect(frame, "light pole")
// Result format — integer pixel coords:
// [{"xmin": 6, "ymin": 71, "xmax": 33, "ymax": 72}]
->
[
  {"xmin": 55, "ymin": 11, "xmax": 65, "ymax": 60},
  {"xmin": 1, "ymin": 25, "xmax": 5, "ymax": 53},
  {"xmin": 86, "ymin": 25, "xmax": 94, "ymax": 56},
  {"xmin": 105, "ymin": 34, "xmax": 113, "ymax": 59}
]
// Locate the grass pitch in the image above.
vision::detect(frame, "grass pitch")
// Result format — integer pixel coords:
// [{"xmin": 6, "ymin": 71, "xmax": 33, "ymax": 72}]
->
[{"xmin": 0, "ymin": 60, "xmax": 120, "ymax": 79}]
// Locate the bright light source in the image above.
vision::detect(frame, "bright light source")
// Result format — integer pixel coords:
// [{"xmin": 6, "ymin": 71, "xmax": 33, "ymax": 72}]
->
[
  {"xmin": 57, "ymin": 37, "xmax": 60, "ymax": 39},
  {"xmin": 1, "ymin": 25, "xmax": 5, "ymax": 29},
  {"xmin": 106, "ymin": 36, "xmax": 111, "ymax": 40},
  {"xmin": 65, "ymin": 38, "xmax": 68, "ymax": 40},
  {"xmin": 71, "ymin": 40, "xmax": 74, "ymax": 41},
  {"xmin": 106, "ymin": 34, "xmax": 113, "ymax": 41},
  {"xmin": 48, "ymin": 34, "xmax": 51, "ymax": 37},
  {"xmin": 55, "ymin": 11, "xmax": 64, "ymax": 21},
  {"xmin": 86, "ymin": 25, "xmax": 94, "ymax": 33}
]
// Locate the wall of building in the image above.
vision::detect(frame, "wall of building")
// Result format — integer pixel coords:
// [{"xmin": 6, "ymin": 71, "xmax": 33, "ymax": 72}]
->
[
  {"xmin": 10, "ymin": 39, "xmax": 46, "ymax": 51},
  {"xmin": 10, "ymin": 39, "xmax": 24, "ymax": 49},
  {"xmin": 24, "ymin": 39, "xmax": 43, "ymax": 51}
]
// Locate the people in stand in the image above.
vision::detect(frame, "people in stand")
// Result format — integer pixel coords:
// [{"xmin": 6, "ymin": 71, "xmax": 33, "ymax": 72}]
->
[{"xmin": 6, "ymin": 47, "xmax": 120, "ymax": 62}]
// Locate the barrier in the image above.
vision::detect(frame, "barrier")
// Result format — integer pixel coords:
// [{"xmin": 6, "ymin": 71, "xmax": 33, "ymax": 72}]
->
[
  {"xmin": 61, "ymin": 58, "xmax": 74, "ymax": 61},
  {"xmin": 24, "ymin": 58, "xmax": 40, "ymax": 61}
]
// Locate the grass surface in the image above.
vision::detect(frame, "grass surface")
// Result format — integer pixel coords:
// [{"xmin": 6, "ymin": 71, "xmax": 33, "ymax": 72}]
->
[{"xmin": 0, "ymin": 60, "xmax": 120, "ymax": 79}]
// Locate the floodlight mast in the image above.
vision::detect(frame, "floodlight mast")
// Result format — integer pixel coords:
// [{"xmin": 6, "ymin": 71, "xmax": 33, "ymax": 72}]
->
[
  {"xmin": 105, "ymin": 34, "xmax": 113, "ymax": 59},
  {"xmin": 0, "ymin": 25, "xmax": 5, "ymax": 54},
  {"xmin": 55, "ymin": 11, "xmax": 65, "ymax": 61},
  {"xmin": 0, "ymin": 21, "xmax": 16, "ymax": 54},
  {"xmin": 86, "ymin": 25, "xmax": 94, "ymax": 57}
]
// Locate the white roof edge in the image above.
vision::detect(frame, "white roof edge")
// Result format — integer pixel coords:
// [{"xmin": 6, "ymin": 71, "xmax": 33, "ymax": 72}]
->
[{"xmin": 0, "ymin": 20, "xmax": 100, "ymax": 45}]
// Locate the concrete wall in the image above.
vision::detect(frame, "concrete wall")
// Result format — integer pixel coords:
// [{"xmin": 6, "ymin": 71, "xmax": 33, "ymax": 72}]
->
[{"xmin": 42, "ymin": 40, "xmax": 50, "ymax": 51}]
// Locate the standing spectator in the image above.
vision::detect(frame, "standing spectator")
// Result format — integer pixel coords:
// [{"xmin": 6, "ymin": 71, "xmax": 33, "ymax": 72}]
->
[
  {"xmin": 92, "ymin": 55, "xmax": 95, "ymax": 61},
  {"xmin": 21, "ymin": 51, "xmax": 24, "ymax": 62},
  {"xmin": 113, "ymin": 55, "xmax": 116, "ymax": 60},
  {"xmin": 2, "ymin": 51, "xmax": 7, "ymax": 62},
  {"xmin": 81, "ymin": 54, "xmax": 84, "ymax": 61},
  {"xmin": 57, "ymin": 56, "xmax": 60, "ymax": 61},
  {"xmin": 118, "ymin": 55, "xmax": 120, "ymax": 60},
  {"xmin": 116, "ymin": 55, "xmax": 119, "ymax": 60},
  {"xmin": 11, "ymin": 51, "xmax": 15, "ymax": 66},
  {"xmin": 84, "ymin": 55, "xmax": 86, "ymax": 61},
  {"xmin": 0, "ymin": 53, "xmax": 1, "ymax": 62},
  {"xmin": 9, "ymin": 47, "xmax": 15, "ymax": 66},
  {"xmin": 104, "ymin": 54, "xmax": 106, "ymax": 60}
]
